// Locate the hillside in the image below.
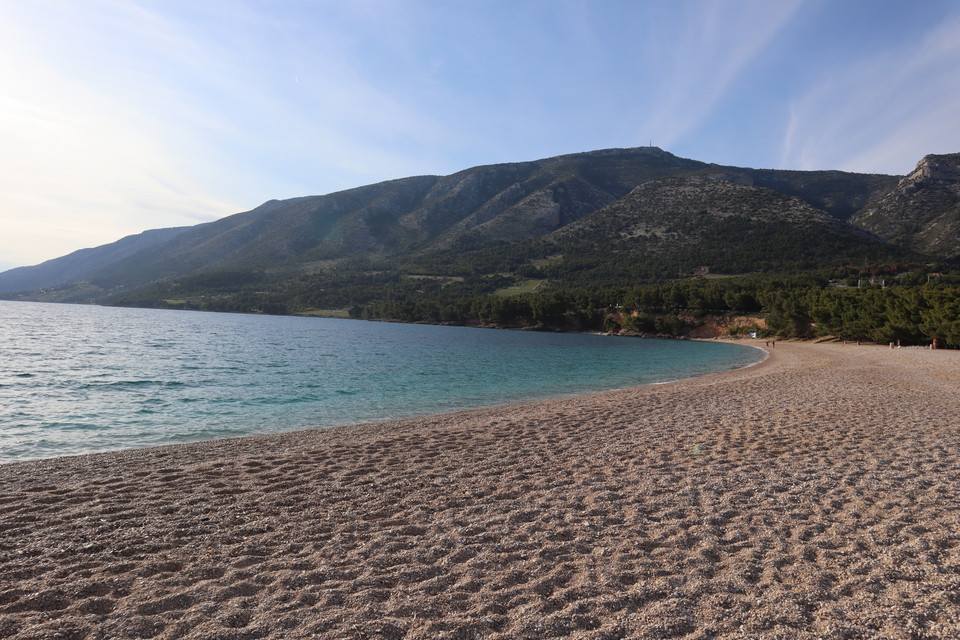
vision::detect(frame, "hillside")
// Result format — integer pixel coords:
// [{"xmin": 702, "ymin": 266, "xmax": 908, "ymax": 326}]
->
[
  {"xmin": 0, "ymin": 227, "xmax": 190, "ymax": 294},
  {"xmin": 852, "ymin": 153, "xmax": 960, "ymax": 259},
  {"xmin": 538, "ymin": 176, "xmax": 894, "ymax": 282},
  {"xmin": 0, "ymin": 146, "xmax": 954, "ymax": 312}
]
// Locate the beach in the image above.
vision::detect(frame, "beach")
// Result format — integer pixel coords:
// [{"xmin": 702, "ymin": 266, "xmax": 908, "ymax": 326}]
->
[{"xmin": 2, "ymin": 342, "xmax": 959, "ymax": 639}]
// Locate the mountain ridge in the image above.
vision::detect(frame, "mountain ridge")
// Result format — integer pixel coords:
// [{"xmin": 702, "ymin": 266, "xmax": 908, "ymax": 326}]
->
[{"xmin": 1, "ymin": 146, "xmax": 957, "ymax": 305}]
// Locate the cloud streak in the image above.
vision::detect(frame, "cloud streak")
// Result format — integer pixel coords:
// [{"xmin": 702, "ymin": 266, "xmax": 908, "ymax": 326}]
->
[
  {"xmin": 642, "ymin": 0, "xmax": 805, "ymax": 150},
  {"xmin": 779, "ymin": 14, "xmax": 960, "ymax": 174},
  {"xmin": 1, "ymin": 0, "xmax": 959, "ymax": 270}
]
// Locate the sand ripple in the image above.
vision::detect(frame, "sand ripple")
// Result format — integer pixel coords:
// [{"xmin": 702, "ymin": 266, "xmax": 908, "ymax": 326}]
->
[{"xmin": 2, "ymin": 342, "xmax": 960, "ymax": 638}]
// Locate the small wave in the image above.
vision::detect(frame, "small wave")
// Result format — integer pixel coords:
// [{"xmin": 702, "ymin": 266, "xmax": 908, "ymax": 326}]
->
[
  {"xmin": 165, "ymin": 427, "xmax": 252, "ymax": 442},
  {"xmin": 97, "ymin": 380, "xmax": 187, "ymax": 388},
  {"xmin": 59, "ymin": 423, "xmax": 110, "ymax": 431},
  {"xmin": 14, "ymin": 373, "xmax": 35, "ymax": 378},
  {"xmin": 241, "ymin": 396, "xmax": 319, "ymax": 407}
]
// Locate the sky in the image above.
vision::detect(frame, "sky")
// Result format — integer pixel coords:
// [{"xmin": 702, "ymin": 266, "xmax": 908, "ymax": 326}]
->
[{"xmin": 2, "ymin": 0, "xmax": 960, "ymax": 271}]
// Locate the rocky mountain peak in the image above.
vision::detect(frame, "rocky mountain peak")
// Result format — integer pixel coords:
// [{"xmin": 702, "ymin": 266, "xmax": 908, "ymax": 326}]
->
[{"xmin": 903, "ymin": 153, "xmax": 960, "ymax": 188}]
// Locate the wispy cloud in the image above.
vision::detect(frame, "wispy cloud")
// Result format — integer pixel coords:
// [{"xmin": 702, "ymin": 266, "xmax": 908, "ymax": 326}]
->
[
  {"xmin": 643, "ymin": 0, "xmax": 805, "ymax": 149},
  {"xmin": 0, "ymin": 1, "xmax": 251, "ymax": 265},
  {"xmin": 779, "ymin": 15, "xmax": 960, "ymax": 174},
  {"xmin": 0, "ymin": 0, "xmax": 451, "ymax": 266},
  {"xmin": 1, "ymin": 0, "xmax": 959, "ymax": 270}
]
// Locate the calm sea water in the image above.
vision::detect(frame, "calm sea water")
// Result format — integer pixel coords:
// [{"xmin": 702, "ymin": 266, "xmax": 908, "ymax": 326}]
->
[{"xmin": 0, "ymin": 301, "xmax": 763, "ymax": 463}]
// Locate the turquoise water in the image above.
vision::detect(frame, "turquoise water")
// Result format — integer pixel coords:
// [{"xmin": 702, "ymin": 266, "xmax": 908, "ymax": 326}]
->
[{"xmin": 0, "ymin": 301, "xmax": 763, "ymax": 463}]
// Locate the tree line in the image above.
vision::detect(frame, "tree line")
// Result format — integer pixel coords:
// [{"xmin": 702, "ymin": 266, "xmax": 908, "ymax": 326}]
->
[
  {"xmin": 111, "ymin": 265, "xmax": 960, "ymax": 347},
  {"xmin": 353, "ymin": 271, "xmax": 960, "ymax": 346}
]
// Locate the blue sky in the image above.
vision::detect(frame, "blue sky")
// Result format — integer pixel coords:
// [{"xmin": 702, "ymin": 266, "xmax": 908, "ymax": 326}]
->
[{"xmin": 2, "ymin": 0, "xmax": 960, "ymax": 270}]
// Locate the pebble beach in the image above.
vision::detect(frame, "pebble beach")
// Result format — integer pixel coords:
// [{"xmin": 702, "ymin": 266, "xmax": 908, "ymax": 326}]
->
[{"xmin": 2, "ymin": 341, "xmax": 960, "ymax": 639}]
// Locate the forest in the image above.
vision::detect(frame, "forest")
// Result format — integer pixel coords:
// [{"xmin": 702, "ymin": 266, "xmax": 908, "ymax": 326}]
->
[{"xmin": 112, "ymin": 264, "xmax": 960, "ymax": 347}]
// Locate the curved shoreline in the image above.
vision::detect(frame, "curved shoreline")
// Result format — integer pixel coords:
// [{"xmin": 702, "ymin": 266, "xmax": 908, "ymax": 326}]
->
[
  {"xmin": 2, "ymin": 342, "xmax": 960, "ymax": 639},
  {"xmin": 3, "ymin": 340, "xmax": 769, "ymax": 471},
  {"xmin": 0, "ymin": 305, "xmax": 763, "ymax": 465},
  {"xmin": 1, "ymin": 334, "xmax": 763, "ymax": 465}
]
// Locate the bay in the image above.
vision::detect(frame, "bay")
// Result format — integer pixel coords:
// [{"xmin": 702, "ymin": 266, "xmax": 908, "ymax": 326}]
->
[{"xmin": 0, "ymin": 301, "xmax": 763, "ymax": 463}]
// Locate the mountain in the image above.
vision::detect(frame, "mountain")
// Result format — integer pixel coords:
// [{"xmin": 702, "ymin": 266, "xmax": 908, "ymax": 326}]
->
[
  {"xmin": 0, "ymin": 227, "xmax": 190, "ymax": 294},
  {"xmin": 0, "ymin": 146, "xmax": 952, "ymax": 308},
  {"xmin": 851, "ymin": 153, "xmax": 960, "ymax": 259}
]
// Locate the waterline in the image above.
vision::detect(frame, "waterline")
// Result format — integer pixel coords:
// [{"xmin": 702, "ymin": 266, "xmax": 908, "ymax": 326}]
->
[{"xmin": 0, "ymin": 301, "xmax": 764, "ymax": 463}]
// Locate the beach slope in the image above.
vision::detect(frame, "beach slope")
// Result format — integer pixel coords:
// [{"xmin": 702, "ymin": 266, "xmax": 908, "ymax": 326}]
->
[{"xmin": 2, "ymin": 343, "xmax": 960, "ymax": 639}]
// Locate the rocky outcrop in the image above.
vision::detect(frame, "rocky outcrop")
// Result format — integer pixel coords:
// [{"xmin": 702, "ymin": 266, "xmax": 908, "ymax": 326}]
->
[
  {"xmin": 906, "ymin": 153, "xmax": 960, "ymax": 185},
  {"xmin": 851, "ymin": 153, "xmax": 960, "ymax": 258}
]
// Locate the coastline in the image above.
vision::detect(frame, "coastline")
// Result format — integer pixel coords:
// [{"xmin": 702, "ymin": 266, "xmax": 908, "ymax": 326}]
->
[
  {"xmin": 2, "ymin": 341, "xmax": 960, "ymax": 638},
  {"xmin": 0, "ymin": 308, "xmax": 764, "ymax": 465}
]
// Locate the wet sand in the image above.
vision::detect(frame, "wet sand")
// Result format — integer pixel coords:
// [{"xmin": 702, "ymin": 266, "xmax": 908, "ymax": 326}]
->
[{"xmin": 2, "ymin": 342, "xmax": 960, "ymax": 639}]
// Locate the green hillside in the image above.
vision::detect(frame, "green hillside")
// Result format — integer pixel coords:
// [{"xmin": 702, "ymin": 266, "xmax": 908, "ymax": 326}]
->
[{"xmin": 1, "ymin": 146, "xmax": 958, "ymax": 345}]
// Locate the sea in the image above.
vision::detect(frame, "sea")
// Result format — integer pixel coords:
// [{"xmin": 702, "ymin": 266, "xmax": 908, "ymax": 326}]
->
[{"xmin": 0, "ymin": 301, "xmax": 764, "ymax": 463}]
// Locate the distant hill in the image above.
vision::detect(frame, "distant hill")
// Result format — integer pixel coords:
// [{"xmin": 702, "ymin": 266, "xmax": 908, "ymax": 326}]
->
[
  {"xmin": 0, "ymin": 227, "xmax": 189, "ymax": 294},
  {"xmin": 1, "ymin": 146, "xmax": 956, "ymax": 309}
]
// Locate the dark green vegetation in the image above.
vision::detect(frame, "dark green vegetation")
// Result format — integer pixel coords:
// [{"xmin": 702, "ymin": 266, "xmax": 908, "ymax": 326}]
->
[{"xmin": 2, "ymin": 148, "xmax": 958, "ymax": 345}]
